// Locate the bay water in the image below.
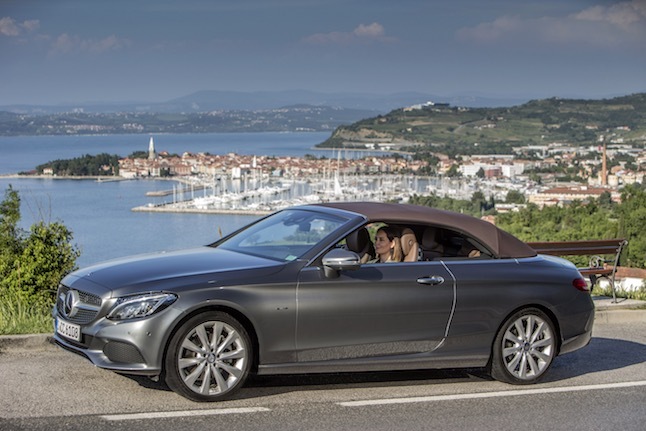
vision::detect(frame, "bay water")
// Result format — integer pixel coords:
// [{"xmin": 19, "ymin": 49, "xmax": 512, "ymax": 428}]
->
[{"xmin": 0, "ymin": 132, "xmax": 333, "ymax": 267}]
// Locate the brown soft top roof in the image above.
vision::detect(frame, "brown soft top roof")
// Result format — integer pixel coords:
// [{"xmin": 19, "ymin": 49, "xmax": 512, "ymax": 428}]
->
[{"xmin": 312, "ymin": 201, "xmax": 536, "ymax": 259}]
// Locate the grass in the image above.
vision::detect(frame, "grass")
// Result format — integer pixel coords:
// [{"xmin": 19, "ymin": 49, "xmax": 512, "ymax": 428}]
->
[
  {"xmin": 592, "ymin": 285, "xmax": 646, "ymax": 301},
  {"xmin": 0, "ymin": 294, "xmax": 53, "ymax": 335}
]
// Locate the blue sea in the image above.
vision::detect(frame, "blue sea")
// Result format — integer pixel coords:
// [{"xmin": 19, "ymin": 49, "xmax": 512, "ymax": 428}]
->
[{"xmin": 0, "ymin": 132, "xmax": 333, "ymax": 267}]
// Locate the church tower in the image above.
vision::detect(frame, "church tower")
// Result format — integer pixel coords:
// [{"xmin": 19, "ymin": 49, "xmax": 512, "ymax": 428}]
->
[
  {"xmin": 601, "ymin": 142, "xmax": 607, "ymax": 186},
  {"xmin": 148, "ymin": 136, "xmax": 156, "ymax": 160}
]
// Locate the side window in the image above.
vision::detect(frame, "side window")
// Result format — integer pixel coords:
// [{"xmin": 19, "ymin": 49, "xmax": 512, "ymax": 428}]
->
[
  {"xmin": 420, "ymin": 226, "xmax": 493, "ymax": 260},
  {"xmin": 334, "ymin": 224, "xmax": 494, "ymax": 264}
]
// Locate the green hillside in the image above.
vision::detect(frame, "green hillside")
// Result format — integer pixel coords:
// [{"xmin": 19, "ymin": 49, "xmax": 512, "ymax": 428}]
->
[{"xmin": 319, "ymin": 93, "xmax": 646, "ymax": 156}]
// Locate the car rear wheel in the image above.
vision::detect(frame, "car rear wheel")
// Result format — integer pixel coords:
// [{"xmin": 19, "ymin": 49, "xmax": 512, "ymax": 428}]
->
[
  {"xmin": 165, "ymin": 311, "xmax": 251, "ymax": 402},
  {"xmin": 490, "ymin": 308, "xmax": 557, "ymax": 384}
]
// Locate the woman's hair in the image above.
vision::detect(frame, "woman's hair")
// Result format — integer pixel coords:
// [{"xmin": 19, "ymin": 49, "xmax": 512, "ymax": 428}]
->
[{"xmin": 377, "ymin": 226, "xmax": 403, "ymax": 262}]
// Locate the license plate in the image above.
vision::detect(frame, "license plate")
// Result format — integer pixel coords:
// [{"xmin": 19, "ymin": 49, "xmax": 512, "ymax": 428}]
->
[{"xmin": 56, "ymin": 318, "xmax": 81, "ymax": 342}]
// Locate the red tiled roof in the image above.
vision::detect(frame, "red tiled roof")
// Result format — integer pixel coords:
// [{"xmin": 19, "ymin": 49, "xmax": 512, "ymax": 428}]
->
[{"xmin": 616, "ymin": 266, "xmax": 646, "ymax": 279}]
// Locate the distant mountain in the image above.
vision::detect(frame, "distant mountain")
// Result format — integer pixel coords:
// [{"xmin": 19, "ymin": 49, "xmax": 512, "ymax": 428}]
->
[{"xmin": 0, "ymin": 90, "xmax": 529, "ymax": 115}]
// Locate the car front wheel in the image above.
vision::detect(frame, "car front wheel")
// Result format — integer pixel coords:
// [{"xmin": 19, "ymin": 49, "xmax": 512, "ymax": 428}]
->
[
  {"xmin": 490, "ymin": 308, "xmax": 557, "ymax": 384},
  {"xmin": 165, "ymin": 311, "xmax": 252, "ymax": 402}
]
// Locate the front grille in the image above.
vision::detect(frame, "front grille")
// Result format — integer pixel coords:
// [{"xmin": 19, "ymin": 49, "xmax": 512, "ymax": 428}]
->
[
  {"xmin": 104, "ymin": 341, "xmax": 145, "ymax": 364},
  {"xmin": 78, "ymin": 290, "xmax": 102, "ymax": 307},
  {"xmin": 56, "ymin": 285, "xmax": 103, "ymax": 325},
  {"xmin": 71, "ymin": 308, "xmax": 99, "ymax": 324}
]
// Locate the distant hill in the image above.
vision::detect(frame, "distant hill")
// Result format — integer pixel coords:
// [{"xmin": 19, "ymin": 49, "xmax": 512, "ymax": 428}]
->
[
  {"xmin": 0, "ymin": 105, "xmax": 380, "ymax": 136},
  {"xmin": 0, "ymin": 90, "xmax": 528, "ymax": 115},
  {"xmin": 319, "ymin": 93, "xmax": 646, "ymax": 155},
  {"xmin": 165, "ymin": 90, "xmax": 527, "ymax": 112}
]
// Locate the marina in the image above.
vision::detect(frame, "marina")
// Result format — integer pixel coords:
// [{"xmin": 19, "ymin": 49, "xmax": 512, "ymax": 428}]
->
[
  {"xmin": 130, "ymin": 172, "xmax": 512, "ymax": 215},
  {"xmin": 124, "ymin": 135, "xmax": 508, "ymax": 214}
]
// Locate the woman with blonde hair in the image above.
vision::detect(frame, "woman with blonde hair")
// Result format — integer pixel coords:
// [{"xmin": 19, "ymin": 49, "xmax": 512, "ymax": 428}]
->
[{"xmin": 370, "ymin": 225, "xmax": 403, "ymax": 263}]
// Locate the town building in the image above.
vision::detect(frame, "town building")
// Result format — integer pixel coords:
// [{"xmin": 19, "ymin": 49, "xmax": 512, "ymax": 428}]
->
[{"xmin": 528, "ymin": 186, "xmax": 621, "ymax": 207}]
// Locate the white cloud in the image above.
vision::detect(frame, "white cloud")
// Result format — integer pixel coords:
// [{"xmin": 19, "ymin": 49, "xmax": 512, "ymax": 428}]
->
[
  {"xmin": 88, "ymin": 35, "xmax": 129, "ymax": 53},
  {"xmin": 303, "ymin": 22, "xmax": 393, "ymax": 45},
  {"xmin": 353, "ymin": 22, "xmax": 385, "ymax": 38},
  {"xmin": 1, "ymin": 15, "xmax": 128, "ymax": 56},
  {"xmin": 0, "ymin": 17, "xmax": 40, "ymax": 37},
  {"xmin": 575, "ymin": 0, "xmax": 646, "ymax": 30},
  {"xmin": 21, "ymin": 19, "xmax": 40, "ymax": 33},
  {"xmin": 49, "ymin": 33, "xmax": 131, "ymax": 56},
  {"xmin": 456, "ymin": 1, "xmax": 646, "ymax": 48},
  {"xmin": 0, "ymin": 17, "xmax": 20, "ymax": 36}
]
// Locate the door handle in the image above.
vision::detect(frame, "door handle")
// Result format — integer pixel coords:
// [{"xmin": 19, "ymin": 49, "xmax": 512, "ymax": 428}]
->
[{"xmin": 416, "ymin": 276, "xmax": 445, "ymax": 286}]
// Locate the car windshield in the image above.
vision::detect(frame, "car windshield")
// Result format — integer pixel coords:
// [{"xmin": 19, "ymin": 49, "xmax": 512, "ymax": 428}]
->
[{"xmin": 217, "ymin": 209, "xmax": 347, "ymax": 261}]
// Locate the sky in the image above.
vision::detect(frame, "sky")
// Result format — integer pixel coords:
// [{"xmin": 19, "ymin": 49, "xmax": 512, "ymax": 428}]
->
[{"xmin": 1, "ymin": 0, "xmax": 645, "ymax": 106}]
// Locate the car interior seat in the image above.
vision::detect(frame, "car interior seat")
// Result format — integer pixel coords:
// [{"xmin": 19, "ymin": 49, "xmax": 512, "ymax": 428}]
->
[
  {"xmin": 458, "ymin": 238, "xmax": 482, "ymax": 258},
  {"xmin": 345, "ymin": 227, "xmax": 375, "ymax": 264},
  {"xmin": 421, "ymin": 227, "xmax": 444, "ymax": 260},
  {"xmin": 401, "ymin": 227, "xmax": 420, "ymax": 262}
]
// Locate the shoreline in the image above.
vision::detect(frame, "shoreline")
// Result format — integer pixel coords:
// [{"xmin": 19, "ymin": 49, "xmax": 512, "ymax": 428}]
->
[
  {"xmin": 0, "ymin": 174, "xmax": 188, "ymax": 183},
  {"xmin": 131, "ymin": 204, "xmax": 271, "ymax": 215},
  {"xmin": 0, "ymin": 174, "xmax": 131, "ymax": 181}
]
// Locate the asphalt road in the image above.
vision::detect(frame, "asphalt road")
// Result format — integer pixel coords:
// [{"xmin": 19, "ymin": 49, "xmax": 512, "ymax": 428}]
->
[{"xmin": 0, "ymin": 316, "xmax": 644, "ymax": 431}]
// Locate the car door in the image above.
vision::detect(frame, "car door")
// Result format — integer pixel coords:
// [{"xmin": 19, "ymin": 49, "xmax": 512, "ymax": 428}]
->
[{"xmin": 295, "ymin": 260, "xmax": 455, "ymax": 363}]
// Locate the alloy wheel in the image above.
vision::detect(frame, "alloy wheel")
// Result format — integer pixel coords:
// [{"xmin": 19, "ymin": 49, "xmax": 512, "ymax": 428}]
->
[
  {"xmin": 491, "ymin": 308, "xmax": 557, "ymax": 384},
  {"xmin": 166, "ymin": 312, "xmax": 251, "ymax": 401}
]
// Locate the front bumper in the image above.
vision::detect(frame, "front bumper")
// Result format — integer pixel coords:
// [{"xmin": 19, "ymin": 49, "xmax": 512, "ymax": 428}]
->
[{"xmin": 52, "ymin": 306, "xmax": 184, "ymax": 376}]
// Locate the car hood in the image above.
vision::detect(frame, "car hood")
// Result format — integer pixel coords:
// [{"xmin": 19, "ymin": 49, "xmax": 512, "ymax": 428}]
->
[{"xmin": 61, "ymin": 246, "xmax": 285, "ymax": 297}]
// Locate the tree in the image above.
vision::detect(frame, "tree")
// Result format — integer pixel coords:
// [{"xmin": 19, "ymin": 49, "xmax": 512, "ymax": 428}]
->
[
  {"xmin": 598, "ymin": 191, "xmax": 613, "ymax": 208},
  {"xmin": 0, "ymin": 185, "xmax": 21, "ymax": 255},
  {"xmin": 0, "ymin": 186, "xmax": 24, "ymax": 285},
  {"xmin": 505, "ymin": 190, "xmax": 526, "ymax": 204},
  {"xmin": 445, "ymin": 164, "xmax": 461, "ymax": 178},
  {"xmin": 617, "ymin": 185, "xmax": 646, "ymax": 268},
  {"xmin": 528, "ymin": 173, "xmax": 542, "ymax": 184},
  {"xmin": 0, "ymin": 186, "xmax": 79, "ymax": 308}
]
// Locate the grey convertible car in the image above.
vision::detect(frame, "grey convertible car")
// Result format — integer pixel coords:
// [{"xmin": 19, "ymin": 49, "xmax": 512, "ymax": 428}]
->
[{"xmin": 53, "ymin": 202, "xmax": 594, "ymax": 402}]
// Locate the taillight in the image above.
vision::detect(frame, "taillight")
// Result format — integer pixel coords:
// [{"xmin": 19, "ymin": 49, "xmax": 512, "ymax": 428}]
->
[{"xmin": 572, "ymin": 277, "xmax": 590, "ymax": 292}]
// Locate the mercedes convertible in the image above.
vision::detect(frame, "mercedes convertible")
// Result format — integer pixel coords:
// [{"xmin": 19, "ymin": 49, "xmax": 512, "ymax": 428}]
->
[{"xmin": 53, "ymin": 202, "xmax": 594, "ymax": 401}]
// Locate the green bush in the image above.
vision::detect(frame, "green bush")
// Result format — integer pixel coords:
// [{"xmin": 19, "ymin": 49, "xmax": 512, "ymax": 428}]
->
[
  {"xmin": 496, "ymin": 184, "xmax": 646, "ymax": 270},
  {"xmin": 0, "ymin": 185, "xmax": 79, "ymax": 334}
]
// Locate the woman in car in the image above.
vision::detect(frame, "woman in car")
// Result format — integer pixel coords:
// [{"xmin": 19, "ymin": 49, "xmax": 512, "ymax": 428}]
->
[{"xmin": 370, "ymin": 225, "xmax": 403, "ymax": 263}]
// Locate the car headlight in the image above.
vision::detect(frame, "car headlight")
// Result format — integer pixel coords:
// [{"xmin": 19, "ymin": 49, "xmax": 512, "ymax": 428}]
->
[{"xmin": 107, "ymin": 293, "xmax": 177, "ymax": 320}]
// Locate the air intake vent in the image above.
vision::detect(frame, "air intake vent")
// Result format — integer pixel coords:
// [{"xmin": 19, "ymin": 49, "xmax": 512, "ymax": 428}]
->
[{"xmin": 103, "ymin": 341, "xmax": 145, "ymax": 364}]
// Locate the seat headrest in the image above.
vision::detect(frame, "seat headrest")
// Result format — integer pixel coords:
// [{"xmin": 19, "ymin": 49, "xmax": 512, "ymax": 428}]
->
[
  {"xmin": 346, "ymin": 228, "xmax": 370, "ymax": 254},
  {"xmin": 400, "ymin": 228, "xmax": 417, "ymax": 256}
]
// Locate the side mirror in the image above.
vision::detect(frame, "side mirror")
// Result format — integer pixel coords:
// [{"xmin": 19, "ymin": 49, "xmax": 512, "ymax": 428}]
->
[{"xmin": 322, "ymin": 248, "xmax": 361, "ymax": 277}]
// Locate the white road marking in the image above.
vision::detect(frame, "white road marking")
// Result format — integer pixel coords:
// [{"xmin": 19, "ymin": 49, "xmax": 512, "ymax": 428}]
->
[
  {"xmin": 338, "ymin": 380, "xmax": 646, "ymax": 407},
  {"xmin": 101, "ymin": 407, "xmax": 271, "ymax": 421},
  {"xmin": 99, "ymin": 381, "xmax": 646, "ymax": 420}
]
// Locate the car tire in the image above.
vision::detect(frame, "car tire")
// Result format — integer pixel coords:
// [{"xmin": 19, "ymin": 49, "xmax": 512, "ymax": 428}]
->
[
  {"xmin": 164, "ymin": 311, "xmax": 252, "ymax": 402},
  {"xmin": 490, "ymin": 308, "xmax": 557, "ymax": 384}
]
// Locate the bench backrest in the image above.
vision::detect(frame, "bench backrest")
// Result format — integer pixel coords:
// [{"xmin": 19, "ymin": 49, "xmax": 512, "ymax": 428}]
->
[{"xmin": 527, "ymin": 239, "xmax": 627, "ymax": 256}]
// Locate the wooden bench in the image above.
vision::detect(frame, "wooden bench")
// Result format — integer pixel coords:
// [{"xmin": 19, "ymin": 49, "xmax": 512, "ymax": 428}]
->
[{"xmin": 526, "ymin": 239, "xmax": 628, "ymax": 303}]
